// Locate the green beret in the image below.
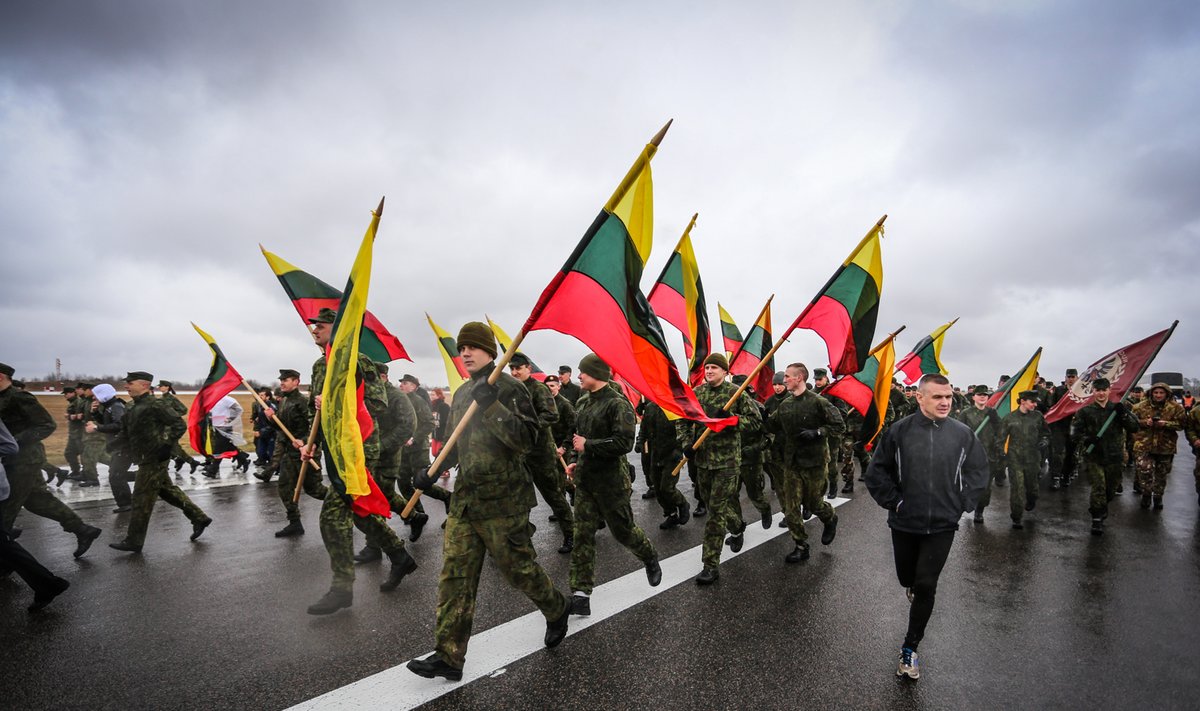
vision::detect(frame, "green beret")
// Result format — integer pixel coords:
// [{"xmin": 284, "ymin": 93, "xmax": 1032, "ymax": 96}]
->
[
  {"xmin": 307, "ymin": 307, "xmax": 337, "ymax": 324},
  {"xmin": 456, "ymin": 321, "xmax": 497, "ymax": 358},
  {"xmin": 0, "ymin": 363, "xmax": 14, "ymax": 378},
  {"xmin": 279, "ymin": 369, "xmax": 301, "ymax": 380},
  {"xmin": 578, "ymin": 353, "xmax": 612, "ymax": 381},
  {"xmin": 703, "ymin": 353, "xmax": 729, "ymax": 371},
  {"xmin": 123, "ymin": 371, "xmax": 154, "ymax": 382}
]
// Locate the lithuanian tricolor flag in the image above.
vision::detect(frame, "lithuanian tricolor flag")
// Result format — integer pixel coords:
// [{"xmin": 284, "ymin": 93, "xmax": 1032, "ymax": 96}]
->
[
  {"xmin": 426, "ymin": 313, "xmax": 469, "ymax": 394},
  {"xmin": 728, "ymin": 297, "xmax": 774, "ymax": 403},
  {"xmin": 718, "ymin": 303, "xmax": 743, "ymax": 359},
  {"xmin": 647, "ymin": 214, "xmax": 711, "ymax": 387},
  {"xmin": 187, "ymin": 323, "xmax": 245, "ymax": 457},
  {"xmin": 488, "ymin": 317, "xmax": 547, "ymax": 382},
  {"xmin": 986, "ymin": 347, "xmax": 1042, "ymax": 419},
  {"xmin": 260, "ymin": 245, "xmax": 409, "ymax": 364},
  {"xmin": 823, "ymin": 332, "xmax": 898, "ymax": 448},
  {"xmin": 895, "ymin": 318, "xmax": 958, "ymax": 384},
  {"xmin": 789, "ymin": 218, "xmax": 884, "ymax": 377},
  {"xmin": 320, "ymin": 200, "xmax": 391, "ymax": 518},
  {"xmin": 522, "ymin": 126, "xmax": 733, "ymax": 431}
]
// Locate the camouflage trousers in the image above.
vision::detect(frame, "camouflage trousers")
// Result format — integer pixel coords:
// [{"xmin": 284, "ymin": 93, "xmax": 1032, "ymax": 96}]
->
[
  {"xmin": 276, "ymin": 455, "xmax": 327, "ymax": 522},
  {"xmin": 651, "ymin": 455, "xmax": 688, "ymax": 517},
  {"xmin": 527, "ymin": 440, "xmax": 573, "ymax": 536},
  {"xmin": 1, "ymin": 461, "xmax": 87, "ymax": 533},
  {"xmin": 764, "ymin": 461, "xmax": 786, "ymax": 512},
  {"xmin": 824, "ymin": 435, "xmax": 840, "ymax": 488},
  {"xmin": 738, "ymin": 452, "xmax": 771, "ymax": 524},
  {"xmin": 435, "ymin": 513, "xmax": 568, "ymax": 669},
  {"xmin": 975, "ymin": 459, "xmax": 1004, "ymax": 512},
  {"xmin": 64, "ymin": 432, "xmax": 84, "ymax": 474},
  {"xmin": 839, "ymin": 438, "xmax": 870, "ymax": 483},
  {"xmin": 781, "ymin": 464, "xmax": 834, "ymax": 547},
  {"xmin": 1007, "ymin": 457, "xmax": 1038, "ymax": 521},
  {"xmin": 124, "ymin": 459, "xmax": 210, "ymax": 547},
  {"xmin": 80, "ymin": 435, "xmax": 107, "ymax": 482},
  {"xmin": 1048, "ymin": 427, "xmax": 1074, "ymax": 481},
  {"xmin": 398, "ymin": 447, "xmax": 430, "ymax": 514},
  {"xmin": 700, "ymin": 467, "xmax": 744, "ymax": 569},
  {"xmin": 375, "ymin": 450, "xmax": 414, "ymax": 516},
  {"xmin": 1081, "ymin": 458, "xmax": 1123, "ymax": 519},
  {"xmin": 1134, "ymin": 453, "xmax": 1174, "ymax": 497},
  {"xmin": 569, "ymin": 486, "xmax": 657, "ymax": 594},
  {"xmin": 319, "ymin": 487, "xmax": 406, "ymax": 592},
  {"xmin": 1193, "ymin": 453, "xmax": 1200, "ymax": 494}
]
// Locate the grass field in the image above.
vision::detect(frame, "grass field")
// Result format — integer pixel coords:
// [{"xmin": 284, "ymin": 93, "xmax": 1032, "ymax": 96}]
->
[{"xmin": 34, "ymin": 392, "xmax": 259, "ymax": 466}]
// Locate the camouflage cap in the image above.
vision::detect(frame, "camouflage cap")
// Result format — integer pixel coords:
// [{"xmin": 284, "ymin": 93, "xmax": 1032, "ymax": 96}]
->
[
  {"xmin": 375, "ymin": 362, "xmax": 390, "ymax": 375},
  {"xmin": 307, "ymin": 307, "xmax": 337, "ymax": 324},
  {"xmin": 456, "ymin": 321, "xmax": 497, "ymax": 358},
  {"xmin": 508, "ymin": 352, "xmax": 532, "ymax": 368},
  {"xmin": 0, "ymin": 363, "xmax": 13, "ymax": 378},
  {"xmin": 703, "ymin": 352, "xmax": 729, "ymax": 371},
  {"xmin": 1150, "ymin": 381, "xmax": 1173, "ymax": 394},
  {"xmin": 974, "ymin": 385, "xmax": 991, "ymax": 396},
  {"xmin": 401, "ymin": 373, "xmax": 420, "ymax": 386},
  {"xmin": 1018, "ymin": 390, "xmax": 1039, "ymax": 402},
  {"xmin": 578, "ymin": 353, "xmax": 612, "ymax": 381},
  {"xmin": 123, "ymin": 371, "xmax": 154, "ymax": 382},
  {"xmin": 279, "ymin": 368, "xmax": 301, "ymax": 380}
]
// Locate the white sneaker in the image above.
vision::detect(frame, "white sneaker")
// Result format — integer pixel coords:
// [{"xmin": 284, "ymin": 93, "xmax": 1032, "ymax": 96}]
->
[{"xmin": 897, "ymin": 647, "xmax": 920, "ymax": 679}]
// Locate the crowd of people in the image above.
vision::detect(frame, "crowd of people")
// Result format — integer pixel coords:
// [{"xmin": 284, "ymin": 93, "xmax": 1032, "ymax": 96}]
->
[{"xmin": 3, "ymin": 320, "xmax": 1198, "ymax": 683}]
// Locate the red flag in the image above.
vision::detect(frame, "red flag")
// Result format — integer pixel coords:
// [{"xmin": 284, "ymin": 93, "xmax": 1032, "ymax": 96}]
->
[{"xmin": 1045, "ymin": 323, "xmax": 1178, "ymax": 423}]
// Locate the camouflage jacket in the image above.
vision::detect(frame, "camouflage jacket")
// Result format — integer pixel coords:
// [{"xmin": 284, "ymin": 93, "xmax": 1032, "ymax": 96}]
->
[
  {"xmin": 635, "ymin": 401, "xmax": 679, "ymax": 465},
  {"xmin": 0, "ymin": 386, "xmax": 56, "ymax": 467},
  {"xmin": 404, "ymin": 391, "xmax": 434, "ymax": 455},
  {"xmin": 311, "ymin": 353, "xmax": 387, "ymax": 462},
  {"xmin": 1184, "ymin": 408, "xmax": 1200, "ymax": 451},
  {"xmin": 741, "ymin": 397, "xmax": 769, "ymax": 458},
  {"xmin": 522, "ymin": 378, "xmax": 559, "ymax": 446},
  {"xmin": 998, "ymin": 408, "xmax": 1049, "ymax": 465},
  {"xmin": 574, "ymin": 382, "xmax": 636, "ymax": 494},
  {"xmin": 378, "ymin": 382, "xmax": 416, "ymax": 456},
  {"xmin": 1131, "ymin": 398, "xmax": 1185, "ymax": 455},
  {"xmin": 550, "ymin": 394, "xmax": 576, "ymax": 449},
  {"xmin": 116, "ymin": 391, "xmax": 187, "ymax": 465},
  {"xmin": 274, "ymin": 388, "xmax": 311, "ymax": 459},
  {"xmin": 954, "ymin": 405, "xmax": 1002, "ymax": 456},
  {"xmin": 767, "ymin": 388, "xmax": 846, "ymax": 469},
  {"xmin": 66, "ymin": 395, "xmax": 87, "ymax": 435},
  {"xmin": 1071, "ymin": 401, "xmax": 1138, "ymax": 461},
  {"xmin": 677, "ymin": 380, "xmax": 761, "ymax": 470},
  {"xmin": 441, "ymin": 362, "xmax": 538, "ymax": 520},
  {"xmin": 160, "ymin": 391, "xmax": 189, "ymax": 418}
]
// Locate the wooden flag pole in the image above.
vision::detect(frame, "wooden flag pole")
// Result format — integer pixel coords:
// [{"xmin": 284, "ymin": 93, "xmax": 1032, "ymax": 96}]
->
[
  {"xmin": 293, "ymin": 407, "xmax": 322, "ymax": 503},
  {"xmin": 239, "ymin": 379, "xmax": 318, "ymax": 474},
  {"xmin": 401, "ymin": 120, "xmax": 674, "ymax": 519}
]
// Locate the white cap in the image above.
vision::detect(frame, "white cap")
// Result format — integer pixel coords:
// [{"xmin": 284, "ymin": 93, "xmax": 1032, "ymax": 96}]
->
[{"xmin": 93, "ymin": 383, "xmax": 117, "ymax": 403}]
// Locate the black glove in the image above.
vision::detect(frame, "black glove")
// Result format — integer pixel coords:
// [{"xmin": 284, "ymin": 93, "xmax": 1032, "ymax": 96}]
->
[
  {"xmin": 703, "ymin": 404, "xmax": 730, "ymax": 419},
  {"xmin": 1112, "ymin": 402, "xmax": 1127, "ymax": 415},
  {"xmin": 682, "ymin": 444, "xmax": 696, "ymax": 460},
  {"xmin": 1084, "ymin": 435, "xmax": 1100, "ymax": 448},
  {"xmin": 156, "ymin": 445, "xmax": 173, "ymax": 462},
  {"xmin": 798, "ymin": 428, "xmax": 823, "ymax": 441},
  {"xmin": 412, "ymin": 467, "xmax": 436, "ymax": 491},
  {"xmin": 472, "ymin": 381, "xmax": 500, "ymax": 409}
]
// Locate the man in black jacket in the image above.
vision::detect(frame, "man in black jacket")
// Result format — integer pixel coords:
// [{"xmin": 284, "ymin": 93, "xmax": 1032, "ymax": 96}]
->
[{"xmin": 865, "ymin": 373, "xmax": 989, "ymax": 682}]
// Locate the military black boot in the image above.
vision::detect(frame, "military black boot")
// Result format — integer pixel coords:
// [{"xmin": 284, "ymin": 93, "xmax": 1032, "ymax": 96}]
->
[
  {"xmin": 544, "ymin": 603, "xmax": 570, "ymax": 647},
  {"xmin": 408, "ymin": 511, "xmax": 429, "ymax": 542},
  {"xmin": 190, "ymin": 518, "xmax": 212, "ymax": 541},
  {"xmin": 645, "ymin": 557, "xmax": 662, "ymax": 587},
  {"xmin": 557, "ymin": 534, "xmax": 573, "ymax": 555},
  {"xmin": 407, "ymin": 654, "xmax": 462, "ymax": 681},
  {"xmin": 675, "ymin": 502, "xmax": 691, "ymax": 525},
  {"xmin": 641, "ymin": 488, "xmax": 657, "ymax": 499},
  {"xmin": 693, "ymin": 501, "xmax": 707, "ymax": 517},
  {"xmin": 570, "ymin": 593, "xmax": 591, "ymax": 616},
  {"xmin": 73, "ymin": 525, "xmax": 102, "ymax": 558},
  {"xmin": 821, "ymin": 514, "xmax": 839, "ymax": 545},
  {"xmin": 307, "ymin": 588, "xmax": 352, "ymax": 615},
  {"xmin": 695, "ymin": 567, "xmax": 719, "ymax": 585},
  {"xmin": 1140, "ymin": 494, "xmax": 1152, "ymax": 509},
  {"xmin": 354, "ymin": 545, "xmax": 383, "ymax": 564},
  {"xmin": 108, "ymin": 540, "xmax": 143, "ymax": 553},
  {"xmin": 785, "ymin": 545, "xmax": 810, "ymax": 564},
  {"xmin": 759, "ymin": 506, "xmax": 772, "ymax": 529},
  {"xmin": 841, "ymin": 480, "xmax": 854, "ymax": 494},
  {"xmin": 827, "ymin": 479, "xmax": 838, "ymax": 499},
  {"xmin": 380, "ymin": 549, "xmax": 418, "ymax": 592},
  {"xmin": 1050, "ymin": 477, "xmax": 1060, "ymax": 490},
  {"xmin": 275, "ymin": 521, "xmax": 304, "ymax": 538},
  {"xmin": 725, "ymin": 532, "xmax": 744, "ymax": 553},
  {"xmin": 658, "ymin": 513, "xmax": 680, "ymax": 530},
  {"xmin": 1153, "ymin": 495, "xmax": 1164, "ymax": 510},
  {"xmin": 1090, "ymin": 518, "xmax": 1104, "ymax": 536}
]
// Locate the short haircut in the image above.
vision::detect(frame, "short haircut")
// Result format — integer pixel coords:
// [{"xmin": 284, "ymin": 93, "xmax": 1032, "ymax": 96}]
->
[
  {"xmin": 786, "ymin": 362, "xmax": 808, "ymax": 380},
  {"xmin": 918, "ymin": 373, "xmax": 951, "ymax": 390}
]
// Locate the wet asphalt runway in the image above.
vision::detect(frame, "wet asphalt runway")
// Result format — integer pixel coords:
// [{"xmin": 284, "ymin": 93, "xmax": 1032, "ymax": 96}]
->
[{"xmin": 4, "ymin": 451, "xmax": 1200, "ymax": 711}]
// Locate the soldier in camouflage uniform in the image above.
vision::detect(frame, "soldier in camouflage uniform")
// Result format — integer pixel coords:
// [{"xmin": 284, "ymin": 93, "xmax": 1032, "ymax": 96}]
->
[
  {"xmin": 397, "ymin": 373, "xmax": 434, "ymax": 515},
  {"xmin": 833, "ymin": 398, "xmax": 864, "ymax": 495},
  {"xmin": 61, "ymin": 386, "xmax": 85, "ymax": 483},
  {"xmin": 996, "ymin": 391, "xmax": 1048, "ymax": 529},
  {"xmin": 1046, "ymin": 369, "xmax": 1078, "ymax": 490},
  {"xmin": 732, "ymin": 375, "xmax": 772, "ymax": 528},
  {"xmin": 1184, "ymin": 406, "xmax": 1200, "ymax": 507},
  {"xmin": 0, "ymin": 364, "xmax": 102, "ymax": 557},
  {"xmin": 812, "ymin": 368, "xmax": 842, "ymax": 499},
  {"xmin": 565, "ymin": 354, "xmax": 662, "ymax": 616},
  {"xmin": 952, "ymin": 385, "xmax": 1003, "ymax": 522},
  {"xmin": 155, "ymin": 380, "xmax": 200, "ymax": 474},
  {"xmin": 1131, "ymin": 382, "xmax": 1186, "ymax": 510},
  {"xmin": 764, "ymin": 372, "xmax": 789, "ymax": 528},
  {"xmin": 677, "ymin": 353, "xmax": 762, "ymax": 585},
  {"xmin": 107, "ymin": 371, "xmax": 211, "ymax": 553},
  {"xmin": 353, "ymin": 363, "xmax": 422, "ymax": 559},
  {"xmin": 637, "ymin": 399, "xmax": 690, "ymax": 529},
  {"xmin": 302, "ymin": 308, "xmax": 419, "ymax": 615},
  {"xmin": 508, "ymin": 353, "xmax": 575, "ymax": 554},
  {"xmin": 767, "ymin": 362, "xmax": 845, "ymax": 563},
  {"xmin": 406, "ymin": 322, "xmax": 569, "ymax": 682},
  {"xmin": 546, "ymin": 375, "xmax": 577, "ymax": 504},
  {"xmin": 266, "ymin": 369, "xmax": 328, "ymax": 537},
  {"xmin": 1071, "ymin": 378, "xmax": 1139, "ymax": 535}
]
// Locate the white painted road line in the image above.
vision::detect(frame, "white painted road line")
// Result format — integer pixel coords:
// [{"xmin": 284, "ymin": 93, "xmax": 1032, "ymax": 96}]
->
[{"xmin": 287, "ymin": 498, "xmax": 851, "ymax": 711}]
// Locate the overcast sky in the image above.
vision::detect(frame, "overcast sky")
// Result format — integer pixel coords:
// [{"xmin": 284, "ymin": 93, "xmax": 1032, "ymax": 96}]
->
[{"xmin": 2, "ymin": 1, "xmax": 1197, "ymax": 390}]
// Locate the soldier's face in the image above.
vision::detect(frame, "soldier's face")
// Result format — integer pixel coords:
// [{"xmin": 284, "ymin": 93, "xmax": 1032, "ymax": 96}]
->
[
  {"xmin": 559, "ymin": 372, "xmax": 572, "ymax": 384},
  {"xmin": 773, "ymin": 383, "xmax": 785, "ymax": 395},
  {"xmin": 814, "ymin": 376, "xmax": 829, "ymax": 389},
  {"xmin": 784, "ymin": 367, "xmax": 806, "ymax": 394},
  {"xmin": 1018, "ymin": 398, "xmax": 1036, "ymax": 413},
  {"xmin": 459, "ymin": 345, "xmax": 491, "ymax": 374},
  {"xmin": 126, "ymin": 379, "xmax": 151, "ymax": 397},
  {"xmin": 916, "ymin": 382, "xmax": 954, "ymax": 420},
  {"xmin": 400, "ymin": 381, "xmax": 417, "ymax": 393},
  {"xmin": 704, "ymin": 364, "xmax": 727, "ymax": 386},
  {"xmin": 546, "ymin": 380, "xmax": 561, "ymax": 396},
  {"xmin": 310, "ymin": 322, "xmax": 332, "ymax": 347},
  {"xmin": 973, "ymin": 393, "xmax": 989, "ymax": 408},
  {"xmin": 280, "ymin": 377, "xmax": 299, "ymax": 393},
  {"xmin": 0, "ymin": 375, "xmax": 10, "ymax": 392},
  {"xmin": 1065, "ymin": 375, "xmax": 1077, "ymax": 387},
  {"xmin": 1151, "ymin": 388, "xmax": 1167, "ymax": 403},
  {"xmin": 509, "ymin": 364, "xmax": 531, "ymax": 382},
  {"xmin": 578, "ymin": 372, "xmax": 603, "ymax": 392},
  {"xmin": 64, "ymin": 392, "xmax": 76, "ymax": 401},
  {"xmin": 1093, "ymin": 387, "xmax": 1110, "ymax": 406}
]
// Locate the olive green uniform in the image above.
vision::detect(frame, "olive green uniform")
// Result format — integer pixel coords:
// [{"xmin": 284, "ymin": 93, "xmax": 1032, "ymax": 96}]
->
[
  {"xmin": 431, "ymin": 363, "xmax": 568, "ymax": 671},
  {"xmin": 272, "ymin": 388, "xmax": 328, "ymax": 522},
  {"xmin": 569, "ymin": 383, "xmax": 657, "ymax": 594},
  {"xmin": 954, "ymin": 405, "xmax": 1003, "ymax": 514},
  {"xmin": 80, "ymin": 395, "xmax": 107, "ymax": 484},
  {"xmin": 375, "ymin": 382, "xmax": 418, "ymax": 515},
  {"xmin": 159, "ymin": 391, "xmax": 197, "ymax": 468},
  {"xmin": 1183, "ymin": 408, "xmax": 1200, "ymax": 501},
  {"xmin": 1071, "ymin": 401, "xmax": 1139, "ymax": 520},
  {"xmin": 997, "ymin": 409, "xmax": 1048, "ymax": 522},
  {"xmin": 767, "ymin": 388, "xmax": 845, "ymax": 549},
  {"xmin": 738, "ymin": 397, "xmax": 772, "ymax": 525},
  {"xmin": 64, "ymin": 395, "xmax": 86, "ymax": 476},
  {"xmin": 396, "ymin": 390, "xmax": 432, "ymax": 514},
  {"xmin": 522, "ymin": 378, "xmax": 574, "ymax": 537},
  {"xmin": 637, "ymin": 401, "xmax": 687, "ymax": 518}
]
